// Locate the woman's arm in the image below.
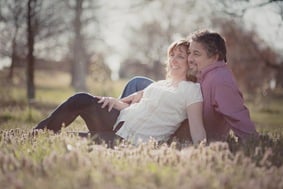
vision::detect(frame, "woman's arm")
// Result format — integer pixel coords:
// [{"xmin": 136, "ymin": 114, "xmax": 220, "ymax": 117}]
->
[
  {"xmin": 97, "ymin": 97, "xmax": 130, "ymax": 112},
  {"xmin": 120, "ymin": 90, "xmax": 144, "ymax": 105},
  {"xmin": 187, "ymin": 102, "xmax": 207, "ymax": 145}
]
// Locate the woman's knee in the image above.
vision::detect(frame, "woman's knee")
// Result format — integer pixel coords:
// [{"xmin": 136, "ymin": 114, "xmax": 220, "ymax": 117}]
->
[{"xmin": 68, "ymin": 92, "xmax": 97, "ymax": 104}]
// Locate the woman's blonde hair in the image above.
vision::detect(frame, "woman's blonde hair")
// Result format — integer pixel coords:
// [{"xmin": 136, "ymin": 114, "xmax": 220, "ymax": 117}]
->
[{"xmin": 166, "ymin": 39, "xmax": 197, "ymax": 82}]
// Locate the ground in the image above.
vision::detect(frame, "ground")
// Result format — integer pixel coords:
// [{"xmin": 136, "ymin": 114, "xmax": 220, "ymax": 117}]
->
[{"xmin": 1, "ymin": 68, "xmax": 283, "ymax": 189}]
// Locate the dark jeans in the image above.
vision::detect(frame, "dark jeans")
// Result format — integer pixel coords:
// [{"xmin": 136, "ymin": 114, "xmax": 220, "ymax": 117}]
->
[{"xmin": 119, "ymin": 76, "xmax": 154, "ymax": 98}]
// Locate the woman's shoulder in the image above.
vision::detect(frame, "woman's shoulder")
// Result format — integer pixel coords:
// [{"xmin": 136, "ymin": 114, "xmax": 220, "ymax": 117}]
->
[{"xmin": 180, "ymin": 81, "xmax": 203, "ymax": 102}]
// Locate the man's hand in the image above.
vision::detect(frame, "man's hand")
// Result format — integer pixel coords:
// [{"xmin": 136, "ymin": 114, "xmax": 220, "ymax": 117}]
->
[{"xmin": 121, "ymin": 91, "xmax": 143, "ymax": 105}]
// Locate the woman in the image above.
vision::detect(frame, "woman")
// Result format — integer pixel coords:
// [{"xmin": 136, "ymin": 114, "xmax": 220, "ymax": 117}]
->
[{"xmin": 34, "ymin": 39, "xmax": 206, "ymax": 145}]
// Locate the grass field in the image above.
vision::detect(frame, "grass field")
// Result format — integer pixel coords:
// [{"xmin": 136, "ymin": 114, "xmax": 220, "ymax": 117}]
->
[{"xmin": 1, "ymin": 69, "xmax": 283, "ymax": 189}]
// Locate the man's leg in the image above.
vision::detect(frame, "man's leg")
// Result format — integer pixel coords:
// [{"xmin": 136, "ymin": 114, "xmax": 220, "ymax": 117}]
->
[
  {"xmin": 168, "ymin": 120, "xmax": 192, "ymax": 144},
  {"xmin": 119, "ymin": 76, "xmax": 154, "ymax": 98}
]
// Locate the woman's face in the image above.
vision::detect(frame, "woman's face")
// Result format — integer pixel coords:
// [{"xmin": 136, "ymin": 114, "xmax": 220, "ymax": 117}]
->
[
  {"xmin": 188, "ymin": 41, "xmax": 218, "ymax": 71},
  {"xmin": 168, "ymin": 45, "xmax": 189, "ymax": 80}
]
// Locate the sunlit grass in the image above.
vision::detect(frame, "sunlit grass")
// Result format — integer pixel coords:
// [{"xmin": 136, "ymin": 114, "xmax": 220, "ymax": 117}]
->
[
  {"xmin": 1, "ymin": 69, "xmax": 283, "ymax": 188},
  {"xmin": 36, "ymin": 86, "xmax": 74, "ymax": 105},
  {"xmin": 0, "ymin": 107, "xmax": 42, "ymax": 129},
  {"xmin": 87, "ymin": 76, "xmax": 128, "ymax": 98},
  {"xmin": 247, "ymin": 92, "xmax": 283, "ymax": 134},
  {"xmin": 0, "ymin": 129, "xmax": 283, "ymax": 189},
  {"xmin": 0, "ymin": 69, "xmax": 127, "ymax": 131}
]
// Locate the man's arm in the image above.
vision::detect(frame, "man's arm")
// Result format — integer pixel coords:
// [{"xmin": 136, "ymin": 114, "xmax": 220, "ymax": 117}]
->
[
  {"xmin": 120, "ymin": 90, "xmax": 144, "ymax": 105},
  {"xmin": 214, "ymin": 82, "xmax": 258, "ymax": 140}
]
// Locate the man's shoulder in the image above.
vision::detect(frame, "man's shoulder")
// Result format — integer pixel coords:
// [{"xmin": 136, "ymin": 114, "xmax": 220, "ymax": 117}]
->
[{"xmin": 206, "ymin": 66, "xmax": 233, "ymax": 83}]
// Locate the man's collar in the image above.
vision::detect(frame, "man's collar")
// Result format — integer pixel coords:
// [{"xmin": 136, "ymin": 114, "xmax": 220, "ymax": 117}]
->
[{"xmin": 197, "ymin": 61, "xmax": 226, "ymax": 82}]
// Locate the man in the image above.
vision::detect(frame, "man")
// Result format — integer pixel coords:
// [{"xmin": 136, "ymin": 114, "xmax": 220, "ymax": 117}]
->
[
  {"xmin": 186, "ymin": 29, "xmax": 258, "ymax": 142},
  {"xmin": 121, "ymin": 30, "xmax": 258, "ymax": 142}
]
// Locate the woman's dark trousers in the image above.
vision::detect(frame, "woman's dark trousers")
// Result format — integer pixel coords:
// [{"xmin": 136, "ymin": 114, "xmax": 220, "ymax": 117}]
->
[{"xmin": 34, "ymin": 93, "xmax": 120, "ymax": 142}]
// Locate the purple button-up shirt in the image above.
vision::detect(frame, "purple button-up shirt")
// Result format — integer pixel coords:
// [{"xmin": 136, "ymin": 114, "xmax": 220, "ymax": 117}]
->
[{"xmin": 198, "ymin": 61, "xmax": 258, "ymax": 141}]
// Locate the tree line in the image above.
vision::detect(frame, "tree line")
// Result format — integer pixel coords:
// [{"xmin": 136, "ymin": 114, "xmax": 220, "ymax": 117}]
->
[{"xmin": 0, "ymin": 0, "xmax": 282, "ymax": 100}]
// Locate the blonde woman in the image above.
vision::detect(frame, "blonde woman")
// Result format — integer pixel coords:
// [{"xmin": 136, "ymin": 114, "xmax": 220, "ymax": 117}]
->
[{"xmin": 34, "ymin": 39, "xmax": 206, "ymax": 145}]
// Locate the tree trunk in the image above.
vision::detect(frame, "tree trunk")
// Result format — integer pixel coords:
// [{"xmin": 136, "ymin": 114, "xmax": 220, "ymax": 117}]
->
[
  {"xmin": 71, "ymin": 0, "xmax": 87, "ymax": 92},
  {"xmin": 8, "ymin": 28, "xmax": 18, "ymax": 80},
  {"xmin": 277, "ymin": 65, "xmax": 283, "ymax": 88},
  {"xmin": 26, "ymin": 0, "xmax": 35, "ymax": 99}
]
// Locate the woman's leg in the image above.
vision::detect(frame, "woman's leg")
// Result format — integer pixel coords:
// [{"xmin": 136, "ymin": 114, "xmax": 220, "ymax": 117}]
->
[
  {"xmin": 34, "ymin": 93, "xmax": 119, "ymax": 133},
  {"xmin": 119, "ymin": 76, "xmax": 154, "ymax": 98}
]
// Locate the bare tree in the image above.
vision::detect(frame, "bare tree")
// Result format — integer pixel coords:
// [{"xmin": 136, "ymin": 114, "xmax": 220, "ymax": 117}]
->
[
  {"xmin": 212, "ymin": 0, "xmax": 283, "ymax": 88},
  {"xmin": 217, "ymin": 0, "xmax": 283, "ymax": 17},
  {"xmin": 123, "ymin": 0, "xmax": 199, "ymax": 79},
  {"xmin": 26, "ymin": 0, "xmax": 36, "ymax": 99},
  {"xmin": 26, "ymin": 0, "xmax": 66, "ymax": 99},
  {"xmin": 63, "ymin": 0, "xmax": 101, "ymax": 91},
  {"xmin": 70, "ymin": 0, "xmax": 87, "ymax": 91},
  {"xmin": 213, "ymin": 18, "xmax": 277, "ymax": 95},
  {"xmin": 0, "ymin": 0, "xmax": 69, "ymax": 99},
  {"xmin": 0, "ymin": 0, "xmax": 26, "ymax": 80}
]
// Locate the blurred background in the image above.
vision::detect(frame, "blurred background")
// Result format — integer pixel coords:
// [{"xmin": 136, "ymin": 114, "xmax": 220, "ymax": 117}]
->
[{"xmin": 0, "ymin": 0, "xmax": 282, "ymax": 99}]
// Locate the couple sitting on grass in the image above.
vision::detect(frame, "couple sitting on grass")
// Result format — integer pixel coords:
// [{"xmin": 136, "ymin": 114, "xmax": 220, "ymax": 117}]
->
[{"xmin": 34, "ymin": 29, "xmax": 258, "ymax": 146}]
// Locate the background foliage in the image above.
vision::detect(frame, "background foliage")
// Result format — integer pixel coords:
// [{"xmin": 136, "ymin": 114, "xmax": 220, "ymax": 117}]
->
[{"xmin": 0, "ymin": 0, "xmax": 282, "ymax": 95}]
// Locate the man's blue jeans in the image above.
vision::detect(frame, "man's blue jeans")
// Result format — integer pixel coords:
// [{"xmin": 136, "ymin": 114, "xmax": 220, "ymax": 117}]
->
[{"xmin": 119, "ymin": 76, "xmax": 154, "ymax": 98}]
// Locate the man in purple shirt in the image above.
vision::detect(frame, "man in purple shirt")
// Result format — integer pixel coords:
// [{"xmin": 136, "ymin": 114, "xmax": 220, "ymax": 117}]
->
[
  {"xmin": 122, "ymin": 30, "xmax": 258, "ymax": 143},
  {"xmin": 187, "ymin": 30, "xmax": 258, "ymax": 142}
]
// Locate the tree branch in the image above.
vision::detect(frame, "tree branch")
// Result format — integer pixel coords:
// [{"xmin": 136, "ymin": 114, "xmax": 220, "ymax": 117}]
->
[{"xmin": 222, "ymin": 0, "xmax": 283, "ymax": 17}]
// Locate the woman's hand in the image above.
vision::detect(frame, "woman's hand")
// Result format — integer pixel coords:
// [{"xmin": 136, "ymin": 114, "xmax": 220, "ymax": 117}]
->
[
  {"xmin": 97, "ymin": 97, "xmax": 116, "ymax": 112},
  {"xmin": 187, "ymin": 102, "xmax": 207, "ymax": 145},
  {"xmin": 97, "ymin": 96, "xmax": 129, "ymax": 112}
]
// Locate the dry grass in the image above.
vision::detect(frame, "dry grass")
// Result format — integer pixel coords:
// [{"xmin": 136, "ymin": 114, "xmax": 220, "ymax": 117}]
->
[
  {"xmin": 1, "ymin": 68, "xmax": 283, "ymax": 189},
  {"xmin": 0, "ymin": 129, "xmax": 283, "ymax": 189}
]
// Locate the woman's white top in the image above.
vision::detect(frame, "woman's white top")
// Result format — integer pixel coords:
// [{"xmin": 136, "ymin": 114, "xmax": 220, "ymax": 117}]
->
[{"xmin": 114, "ymin": 80, "xmax": 203, "ymax": 145}]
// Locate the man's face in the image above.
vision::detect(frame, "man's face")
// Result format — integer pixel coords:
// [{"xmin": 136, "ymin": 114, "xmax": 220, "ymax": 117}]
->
[{"xmin": 188, "ymin": 41, "xmax": 217, "ymax": 71}]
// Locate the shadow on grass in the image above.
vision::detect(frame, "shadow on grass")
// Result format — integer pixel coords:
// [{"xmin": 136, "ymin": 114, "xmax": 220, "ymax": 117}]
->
[{"xmin": 227, "ymin": 134, "xmax": 283, "ymax": 167}]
